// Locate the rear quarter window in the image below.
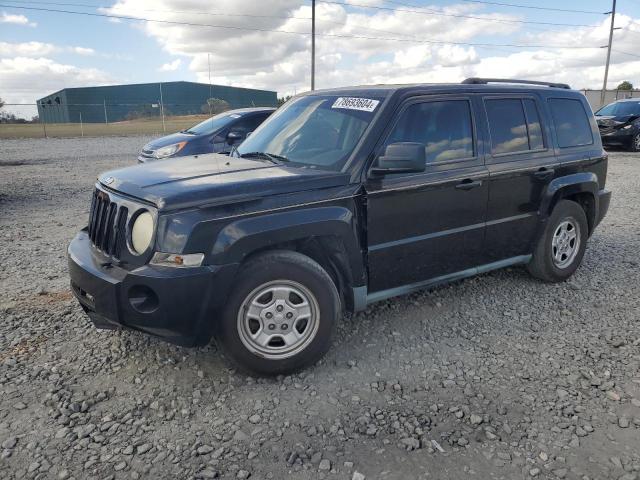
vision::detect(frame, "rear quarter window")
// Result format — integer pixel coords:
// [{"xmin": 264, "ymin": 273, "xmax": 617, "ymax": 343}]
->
[{"xmin": 548, "ymin": 98, "xmax": 593, "ymax": 148}]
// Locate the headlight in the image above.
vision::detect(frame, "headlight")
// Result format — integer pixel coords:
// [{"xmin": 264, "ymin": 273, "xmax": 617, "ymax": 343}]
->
[
  {"xmin": 150, "ymin": 252, "xmax": 204, "ymax": 268},
  {"xmin": 130, "ymin": 210, "xmax": 154, "ymax": 254},
  {"xmin": 154, "ymin": 142, "xmax": 187, "ymax": 159},
  {"xmin": 622, "ymin": 124, "xmax": 633, "ymax": 130}
]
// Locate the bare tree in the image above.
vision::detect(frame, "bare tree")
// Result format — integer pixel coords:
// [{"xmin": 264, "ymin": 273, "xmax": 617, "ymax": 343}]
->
[{"xmin": 201, "ymin": 98, "xmax": 230, "ymax": 115}]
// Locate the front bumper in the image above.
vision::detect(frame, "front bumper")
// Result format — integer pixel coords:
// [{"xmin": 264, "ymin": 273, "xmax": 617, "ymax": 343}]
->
[
  {"xmin": 600, "ymin": 129, "xmax": 634, "ymax": 147},
  {"xmin": 68, "ymin": 230, "xmax": 238, "ymax": 347}
]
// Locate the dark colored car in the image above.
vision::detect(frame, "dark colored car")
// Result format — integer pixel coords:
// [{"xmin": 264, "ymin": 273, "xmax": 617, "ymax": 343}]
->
[
  {"xmin": 594, "ymin": 98, "xmax": 640, "ymax": 151},
  {"xmin": 68, "ymin": 78, "xmax": 610, "ymax": 375},
  {"xmin": 137, "ymin": 107, "xmax": 275, "ymax": 162}
]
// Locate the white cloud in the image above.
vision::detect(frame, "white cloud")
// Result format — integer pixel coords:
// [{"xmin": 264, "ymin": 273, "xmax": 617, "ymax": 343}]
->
[
  {"xmin": 0, "ymin": 41, "xmax": 57, "ymax": 57},
  {"xmin": 72, "ymin": 46, "xmax": 96, "ymax": 56},
  {"xmin": 1, "ymin": 12, "xmax": 37, "ymax": 27},
  {"xmin": 0, "ymin": 57, "xmax": 113, "ymax": 115},
  {"xmin": 0, "ymin": 42, "xmax": 100, "ymax": 58},
  {"xmin": 101, "ymin": 0, "xmax": 640, "ymax": 97},
  {"xmin": 159, "ymin": 58, "xmax": 181, "ymax": 71}
]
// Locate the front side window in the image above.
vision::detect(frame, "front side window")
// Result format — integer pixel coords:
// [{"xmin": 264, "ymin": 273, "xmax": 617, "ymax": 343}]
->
[
  {"xmin": 235, "ymin": 95, "xmax": 384, "ymax": 171},
  {"xmin": 231, "ymin": 114, "xmax": 266, "ymax": 134},
  {"xmin": 548, "ymin": 98, "xmax": 593, "ymax": 148},
  {"xmin": 184, "ymin": 112, "xmax": 240, "ymax": 135},
  {"xmin": 384, "ymin": 100, "xmax": 474, "ymax": 163}
]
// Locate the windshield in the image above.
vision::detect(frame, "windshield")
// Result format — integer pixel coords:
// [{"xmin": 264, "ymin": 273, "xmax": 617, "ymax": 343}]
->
[
  {"xmin": 596, "ymin": 101, "xmax": 640, "ymax": 116},
  {"xmin": 235, "ymin": 94, "xmax": 384, "ymax": 170},
  {"xmin": 185, "ymin": 112, "xmax": 242, "ymax": 135}
]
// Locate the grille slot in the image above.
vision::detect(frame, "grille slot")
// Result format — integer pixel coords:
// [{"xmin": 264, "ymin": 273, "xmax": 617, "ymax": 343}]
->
[{"xmin": 87, "ymin": 189, "xmax": 128, "ymax": 258}]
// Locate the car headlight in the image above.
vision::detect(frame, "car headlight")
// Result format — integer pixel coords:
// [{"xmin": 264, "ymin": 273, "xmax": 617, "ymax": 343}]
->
[
  {"xmin": 130, "ymin": 210, "xmax": 154, "ymax": 254},
  {"xmin": 622, "ymin": 124, "xmax": 633, "ymax": 130},
  {"xmin": 154, "ymin": 142, "xmax": 187, "ymax": 159}
]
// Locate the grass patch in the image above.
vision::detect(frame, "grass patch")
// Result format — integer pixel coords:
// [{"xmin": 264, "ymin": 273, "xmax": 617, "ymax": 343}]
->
[{"xmin": 0, "ymin": 115, "xmax": 212, "ymax": 139}]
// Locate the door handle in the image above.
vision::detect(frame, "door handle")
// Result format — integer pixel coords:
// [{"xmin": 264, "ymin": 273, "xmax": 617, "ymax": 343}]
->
[
  {"xmin": 534, "ymin": 167, "xmax": 555, "ymax": 180},
  {"xmin": 455, "ymin": 179, "xmax": 483, "ymax": 190}
]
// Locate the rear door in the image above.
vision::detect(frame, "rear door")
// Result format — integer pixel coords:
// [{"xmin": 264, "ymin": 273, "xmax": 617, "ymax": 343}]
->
[
  {"xmin": 365, "ymin": 95, "xmax": 489, "ymax": 294},
  {"xmin": 481, "ymin": 95, "xmax": 557, "ymax": 262}
]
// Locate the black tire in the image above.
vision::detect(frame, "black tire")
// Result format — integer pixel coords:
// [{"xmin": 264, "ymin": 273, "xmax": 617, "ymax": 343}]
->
[
  {"xmin": 527, "ymin": 200, "xmax": 588, "ymax": 283},
  {"xmin": 215, "ymin": 250, "xmax": 340, "ymax": 376},
  {"xmin": 630, "ymin": 133, "xmax": 640, "ymax": 152}
]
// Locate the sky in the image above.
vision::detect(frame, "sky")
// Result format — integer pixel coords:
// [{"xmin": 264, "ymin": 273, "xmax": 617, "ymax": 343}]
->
[{"xmin": 1, "ymin": 0, "xmax": 640, "ymax": 117}]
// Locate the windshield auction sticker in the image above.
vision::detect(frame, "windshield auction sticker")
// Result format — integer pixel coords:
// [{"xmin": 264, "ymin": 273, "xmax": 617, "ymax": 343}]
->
[{"xmin": 332, "ymin": 97, "xmax": 380, "ymax": 112}]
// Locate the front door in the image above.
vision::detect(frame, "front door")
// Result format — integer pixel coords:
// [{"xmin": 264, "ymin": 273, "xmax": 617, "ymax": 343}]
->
[{"xmin": 365, "ymin": 96, "xmax": 489, "ymax": 295}]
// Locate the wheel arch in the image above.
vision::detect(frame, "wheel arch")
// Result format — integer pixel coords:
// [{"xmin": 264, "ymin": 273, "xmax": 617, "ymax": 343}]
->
[
  {"xmin": 209, "ymin": 206, "xmax": 366, "ymax": 313},
  {"xmin": 541, "ymin": 173, "xmax": 599, "ymax": 235}
]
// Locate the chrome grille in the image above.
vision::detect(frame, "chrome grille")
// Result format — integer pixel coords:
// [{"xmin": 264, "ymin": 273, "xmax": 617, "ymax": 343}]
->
[{"xmin": 87, "ymin": 188, "xmax": 128, "ymax": 258}]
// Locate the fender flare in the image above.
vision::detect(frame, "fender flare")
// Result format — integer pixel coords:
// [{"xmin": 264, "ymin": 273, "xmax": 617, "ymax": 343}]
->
[
  {"xmin": 540, "ymin": 172, "xmax": 599, "ymax": 220},
  {"xmin": 209, "ymin": 205, "xmax": 366, "ymax": 284}
]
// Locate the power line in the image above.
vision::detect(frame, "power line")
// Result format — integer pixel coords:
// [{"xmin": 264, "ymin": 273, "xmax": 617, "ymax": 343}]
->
[
  {"xmin": 315, "ymin": 0, "xmax": 600, "ymax": 28},
  {"xmin": 0, "ymin": 0, "xmax": 555, "ymax": 45},
  {"xmin": 1, "ymin": 0, "xmax": 315, "ymax": 22},
  {"xmin": 0, "ymin": 3, "xmax": 604, "ymax": 50},
  {"xmin": 457, "ymin": 0, "xmax": 606, "ymax": 15},
  {"xmin": 612, "ymin": 48, "xmax": 640, "ymax": 59}
]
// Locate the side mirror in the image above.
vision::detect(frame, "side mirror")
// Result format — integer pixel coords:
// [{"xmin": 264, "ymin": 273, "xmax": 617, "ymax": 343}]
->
[
  {"xmin": 371, "ymin": 142, "xmax": 426, "ymax": 175},
  {"xmin": 226, "ymin": 131, "xmax": 243, "ymax": 145}
]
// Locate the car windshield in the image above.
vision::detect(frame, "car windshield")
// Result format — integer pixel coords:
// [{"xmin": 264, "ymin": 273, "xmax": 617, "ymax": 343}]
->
[
  {"xmin": 596, "ymin": 101, "xmax": 640, "ymax": 116},
  {"xmin": 184, "ymin": 112, "xmax": 242, "ymax": 135},
  {"xmin": 235, "ymin": 94, "xmax": 384, "ymax": 171}
]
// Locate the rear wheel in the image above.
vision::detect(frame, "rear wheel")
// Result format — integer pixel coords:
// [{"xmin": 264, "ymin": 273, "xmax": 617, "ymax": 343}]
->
[
  {"xmin": 527, "ymin": 200, "xmax": 588, "ymax": 283},
  {"xmin": 215, "ymin": 251, "xmax": 340, "ymax": 375}
]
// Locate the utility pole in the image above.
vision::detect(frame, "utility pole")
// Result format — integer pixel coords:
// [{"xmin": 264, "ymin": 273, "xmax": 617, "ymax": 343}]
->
[
  {"xmin": 159, "ymin": 82, "xmax": 166, "ymax": 133},
  {"xmin": 601, "ymin": 0, "xmax": 617, "ymax": 107},
  {"xmin": 103, "ymin": 99, "xmax": 108, "ymax": 124},
  {"xmin": 208, "ymin": 53, "xmax": 213, "ymax": 116},
  {"xmin": 311, "ymin": 0, "xmax": 316, "ymax": 91}
]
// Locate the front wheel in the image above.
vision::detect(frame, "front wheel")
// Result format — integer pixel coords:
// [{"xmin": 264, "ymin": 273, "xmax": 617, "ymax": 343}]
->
[
  {"xmin": 215, "ymin": 251, "xmax": 340, "ymax": 375},
  {"xmin": 527, "ymin": 200, "xmax": 588, "ymax": 283},
  {"xmin": 631, "ymin": 132, "xmax": 640, "ymax": 152}
]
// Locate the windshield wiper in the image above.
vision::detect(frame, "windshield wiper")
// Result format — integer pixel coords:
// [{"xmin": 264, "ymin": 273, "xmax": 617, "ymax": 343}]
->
[{"xmin": 240, "ymin": 151, "xmax": 289, "ymax": 164}]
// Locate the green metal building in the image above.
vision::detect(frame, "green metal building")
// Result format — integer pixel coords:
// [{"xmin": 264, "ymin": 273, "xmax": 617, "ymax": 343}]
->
[{"xmin": 37, "ymin": 81, "xmax": 278, "ymax": 123}]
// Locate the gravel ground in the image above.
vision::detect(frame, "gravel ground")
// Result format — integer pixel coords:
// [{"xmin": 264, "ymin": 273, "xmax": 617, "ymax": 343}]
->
[{"xmin": 1, "ymin": 136, "xmax": 639, "ymax": 480}]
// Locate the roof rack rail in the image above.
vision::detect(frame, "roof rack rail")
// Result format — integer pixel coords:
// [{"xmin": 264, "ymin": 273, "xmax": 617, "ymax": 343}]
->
[{"xmin": 462, "ymin": 77, "xmax": 571, "ymax": 89}]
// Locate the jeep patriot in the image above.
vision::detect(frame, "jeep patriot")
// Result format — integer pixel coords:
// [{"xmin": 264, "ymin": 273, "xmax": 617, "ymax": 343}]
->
[{"xmin": 68, "ymin": 78, "xmax": 611, "ymax": 375}]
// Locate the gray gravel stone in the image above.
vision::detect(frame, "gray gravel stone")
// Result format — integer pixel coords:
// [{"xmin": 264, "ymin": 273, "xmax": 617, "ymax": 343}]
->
[{"xmin": 0, "ymin": 140, "xmax": 639, "ymax": 480}]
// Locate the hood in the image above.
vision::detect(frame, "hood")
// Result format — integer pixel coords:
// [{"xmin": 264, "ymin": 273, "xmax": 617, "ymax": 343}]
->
[
  {"xmin": 99, "ymin": 153, "xmax": 351, "ymax": 211},
  {"xmin": 143, "ymin": 132, "xmax": 204, "ymax": 151},
  {"xmin": 595, "ymin": 114, "xmax": 639, "ymax": 126}
]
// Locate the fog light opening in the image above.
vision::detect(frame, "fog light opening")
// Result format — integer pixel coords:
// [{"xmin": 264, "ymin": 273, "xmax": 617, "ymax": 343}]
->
[{"xmin": 128, "ymin": 285, "xmax": 159, "ymax": 314}]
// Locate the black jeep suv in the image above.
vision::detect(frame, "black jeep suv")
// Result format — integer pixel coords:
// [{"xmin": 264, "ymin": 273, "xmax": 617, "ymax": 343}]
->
[{"xmin": 68, "ymin": 78, "xmax": 611, "ymax": 375}]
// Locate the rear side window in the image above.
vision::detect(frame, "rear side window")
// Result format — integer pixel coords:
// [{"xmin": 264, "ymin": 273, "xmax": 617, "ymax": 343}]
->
[
  {"xmin": 523, "ymin": 99, "xmax": 544, "ymax": 150},
  {"xmin": 548, "ymin": 98, "xmax": 593, "ymax": 148},
  {"xmin": 485, "ymin": 98, "xmax": 546, "ymax": 155},
  {"xmin": 385, "ymin": 100, "xmax": 474, "ymax": 163}
]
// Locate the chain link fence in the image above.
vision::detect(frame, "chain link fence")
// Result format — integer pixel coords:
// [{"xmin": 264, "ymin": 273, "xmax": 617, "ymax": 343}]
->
[
  {"xmin": 0, "ymin": 101, "xmax": 262, "ymax": 139},
  {"xmin": 3, "ymin": 91, "xmax": 640, "ymax": 139},
  {"xmin": 581, "ymin": 89, "xmax": 640, "ymax": 111}
]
